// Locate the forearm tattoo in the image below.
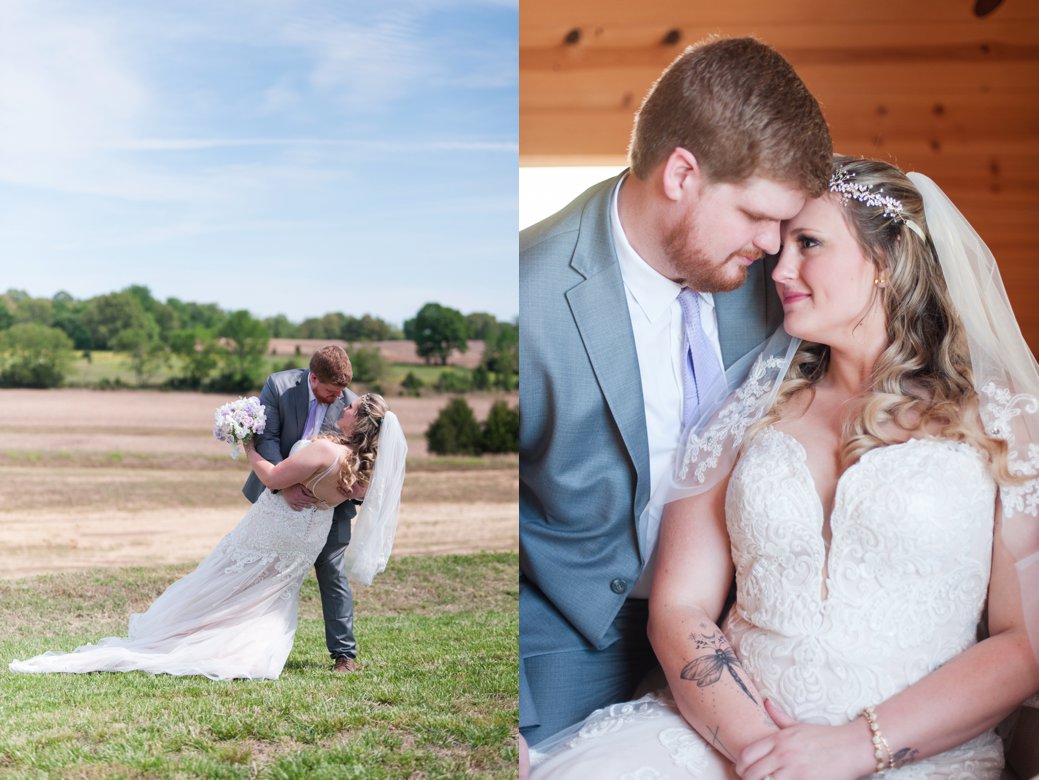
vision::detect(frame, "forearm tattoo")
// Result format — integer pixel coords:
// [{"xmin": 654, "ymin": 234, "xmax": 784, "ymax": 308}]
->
[
  {"xmin": 706, "ymin": 723, "xmax": 734, "ymax": 761},
  {"xmin": 679, "ymin": 628, "xmax": 757, "ymax": 705},
  {"xmin": 892, "ymin": 747, "xmax": 918, "ymax": 768}
]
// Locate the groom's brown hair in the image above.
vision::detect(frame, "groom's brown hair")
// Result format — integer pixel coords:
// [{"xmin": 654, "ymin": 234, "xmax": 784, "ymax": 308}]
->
[
  {"xmin": 310, "ymin": 345, "xmax": 353, "ymax": 386},
  {"xmin": 628, "ymin": 36, "xmax": 832, "ymax": 196}
]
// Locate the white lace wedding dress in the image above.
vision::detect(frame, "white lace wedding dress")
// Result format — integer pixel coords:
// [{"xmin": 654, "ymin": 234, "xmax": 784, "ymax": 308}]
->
[
  {"xmin": 531, "ymin": 427, "xmax": 1005, "ymax": 779},
  {"xmin": 9, "ymin": 441, "xmax": 341, "ymax": 680}
]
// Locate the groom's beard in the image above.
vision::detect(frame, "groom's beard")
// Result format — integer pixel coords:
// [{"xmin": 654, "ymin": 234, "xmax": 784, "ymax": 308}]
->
[{"xmin": 664, "ymin": 210, "xmax": 757, "ymax": 293}]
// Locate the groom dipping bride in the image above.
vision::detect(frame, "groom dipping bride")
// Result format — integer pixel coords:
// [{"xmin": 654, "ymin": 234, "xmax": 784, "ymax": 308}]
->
[{"xmin": 10, "ymin": 345, "xmax": 407, "ymax": 680}]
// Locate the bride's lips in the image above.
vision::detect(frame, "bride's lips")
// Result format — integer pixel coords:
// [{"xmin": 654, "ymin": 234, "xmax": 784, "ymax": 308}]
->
[{"xmin": 782, "ymin": 290, "xmax": 810, "ymax": 305}]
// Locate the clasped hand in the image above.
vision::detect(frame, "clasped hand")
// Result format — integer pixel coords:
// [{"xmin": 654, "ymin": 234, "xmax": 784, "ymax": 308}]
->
[
  {"xmin": 735, "ymin": 700, "xmax": 868, "ymax": 780},
  {"xmin": 282, "ymin": 484, "xmax": 317, "ymax": 511}
]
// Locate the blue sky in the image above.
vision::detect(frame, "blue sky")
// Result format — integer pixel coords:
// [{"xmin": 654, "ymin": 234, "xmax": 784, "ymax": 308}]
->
[{"xmin": 0, "ymin": 0, "xmax": 517, "ymax": 327}]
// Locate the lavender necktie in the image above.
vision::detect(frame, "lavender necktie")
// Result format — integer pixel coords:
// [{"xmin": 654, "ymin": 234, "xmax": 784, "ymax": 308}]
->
[
  {"xmin": 678, "ymin": 288, "xmax": 724, "ymax": 429},
  {"xmin": 301, "ymin": 398, "xmax": 319, "ymax": 440}
]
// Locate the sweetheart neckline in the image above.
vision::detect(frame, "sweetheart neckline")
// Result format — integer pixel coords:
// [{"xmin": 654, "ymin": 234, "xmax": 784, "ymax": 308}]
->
[{"xmin": 750, "ymin": 427, "xmax": 985, "ymax": 602}]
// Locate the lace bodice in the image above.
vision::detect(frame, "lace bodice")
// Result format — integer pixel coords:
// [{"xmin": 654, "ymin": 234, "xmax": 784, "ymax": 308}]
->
[
  {"xmin": 724, "ymin": 427, "xmax": 997, "ymax": 727},
  {"xmin": 530, "ymin": 428, "xmax": 1005, "ymax": 779}
]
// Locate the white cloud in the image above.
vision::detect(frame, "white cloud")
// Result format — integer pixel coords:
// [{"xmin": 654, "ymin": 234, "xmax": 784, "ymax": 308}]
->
[{"xmin": 0, "ymin": 2, "xmax": 148, "ymax": 159}]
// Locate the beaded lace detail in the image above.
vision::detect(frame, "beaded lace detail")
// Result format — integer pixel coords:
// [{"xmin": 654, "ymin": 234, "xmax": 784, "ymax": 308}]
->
[
  {"xmin": 217, "ymin": 491, "xmax": 333, "ymax": 581},
  {"xmin": 677, "ymin": 353, "xmax": 786, "ymax": 484},
  {"xmin": 979, "ymin": 382, "xmax": 1039, "ymax": 518}
]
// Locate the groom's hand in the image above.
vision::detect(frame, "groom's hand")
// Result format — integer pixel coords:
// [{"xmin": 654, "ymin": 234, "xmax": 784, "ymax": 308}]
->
[
  {"xmin": 336, "ymin": 483, "xmax": 367, "ymax": 503},
  {"xmin": 282, "ymin": 484, "xmax": 317, "ymax": 511}
]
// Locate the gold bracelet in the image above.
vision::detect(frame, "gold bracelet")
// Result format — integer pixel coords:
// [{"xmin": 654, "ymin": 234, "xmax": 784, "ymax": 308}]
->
[{"xmin": 861, "ymin": 705, "xmax": 895, "ymax": 773}]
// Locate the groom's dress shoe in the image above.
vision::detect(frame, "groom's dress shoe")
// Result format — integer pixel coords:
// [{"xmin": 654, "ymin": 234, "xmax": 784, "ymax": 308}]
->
[{"xmin": 332, "ymin": 656, "xmax": 358, "ymax": 673}]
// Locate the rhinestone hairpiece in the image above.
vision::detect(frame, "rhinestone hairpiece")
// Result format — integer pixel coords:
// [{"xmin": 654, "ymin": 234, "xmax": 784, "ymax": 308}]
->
[{"xmin": 828, "ymin": 168, "xmax": 926, "ymax": 240}]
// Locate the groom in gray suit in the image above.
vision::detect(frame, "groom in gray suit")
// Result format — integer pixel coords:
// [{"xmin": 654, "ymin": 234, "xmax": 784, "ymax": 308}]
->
[
  {"xmin": 519, "ymin": 37, "xmax": 832, "ymax": 745},
  {"xmin": 243, "ymin": 344, "xmax": 360, "ymax": 673}
]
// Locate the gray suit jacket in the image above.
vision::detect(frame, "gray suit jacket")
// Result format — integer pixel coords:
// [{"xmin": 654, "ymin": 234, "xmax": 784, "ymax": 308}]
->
[
  {"xmin": 242, "ymin": 368, "xmax": 358, "ymax": 545},
  {"xmin": 519, "ymin": 174, "xmax": 782, "ymax": 720}
]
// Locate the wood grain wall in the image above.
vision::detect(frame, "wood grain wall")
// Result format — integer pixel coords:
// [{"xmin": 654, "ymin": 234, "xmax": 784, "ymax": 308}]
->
[{"xmin": 520, "ymin": 0, "xmax": 1039, "ymax": 352}]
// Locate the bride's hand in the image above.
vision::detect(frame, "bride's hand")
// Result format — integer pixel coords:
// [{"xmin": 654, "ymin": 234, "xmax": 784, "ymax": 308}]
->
[{"xmin": 734, "ymin": 700, "xmax": 872, "ymax": 780}]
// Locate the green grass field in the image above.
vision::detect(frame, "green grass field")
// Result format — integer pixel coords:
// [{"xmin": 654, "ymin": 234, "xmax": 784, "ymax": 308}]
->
[{"xmin": 0, "ymin": 552, "xmax": 518, "ymax": 779}]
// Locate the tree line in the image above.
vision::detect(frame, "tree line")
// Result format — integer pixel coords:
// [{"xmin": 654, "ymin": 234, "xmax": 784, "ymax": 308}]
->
[{"xmin": 0, "ymin": 287, "xmax": 517, "ymax": 392}]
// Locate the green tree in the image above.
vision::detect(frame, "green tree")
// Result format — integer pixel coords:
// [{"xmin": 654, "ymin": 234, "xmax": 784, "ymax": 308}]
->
[
  {"xmin": 50, "ymin": 292, "xmax": 91, "ymax": 349},
  {"xmin": 0, "ymin": 323, "xmax": 74, "ymax": 388},
  {"xmin": 263, "ymin": 314, "xmax": 298, "ymax": 338},
  {"xmin": 0, "ymin": 300, "xmax": 13, "ymax": 331},
  {"xmin": 425, "ymin": 397, "xmax": 482, "ymax": 455},
  {"xmin": 482, "ymin": 321, "xmax": 518, "ymax": 390},
  {"xmin": 297, "ymin": 316, "xmax": 330, "ymax": 339},
  {"xmin": 212, "ymin": 310, "xmax": 270, "ymax": 392},
  {"xmin": 112, "ymin": 325, "xmax": 168, "ymax": 385},
  {"xmin": 350, "ymin": 345, "xmax": 387, "ymax": 384},
  {"xmin": 404, "ymin": 303, "xmax": 469, "ymax": 366},
  {"xmin": 400, "ymin": 371, "xmax": 424, "ymax": 397},
  {"xmin": 166, "ymin": 298, "xmax": 226, "ymax": 332},
  {"xmin": 123, "ymin": 285, "xmax": 181, "ymax": 341},
  {"xmin": 471, "ymin": 364, "xmax": 490, "ymax": 391},
  {"xmin": 342, "ymin": 314, "xmax": 402, "ymax": 341},
  {"xmin": 481, "ymin": 400, "xmax": 519, "ymax": 453},
  {"xmin": 82, "ymin": 292, "xmax": 157, "ymax": 350},
  {"xmin": 12, "ymin": 297, "xmax": 54, "ymax": 326},
  {"xmin": 169, "ymin": 327, "xmax": 221, "ymax": 389},
  {"xmin": 360, "ymin": 314, "xmax": 402, "ymax": 340},
  {"xmin": 465, "ymin": 312, "xmax": 499, "ymax": 341},
  {"xmin": 434, "ymin": 370, "xmax": 472, "ymax": 393}
]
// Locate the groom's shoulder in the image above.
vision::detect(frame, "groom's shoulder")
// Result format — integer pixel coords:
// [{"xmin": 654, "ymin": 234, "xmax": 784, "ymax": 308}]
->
[
  {"xmin": 520, "ymin": 175, "xmax": 617, "ymax": 259},
  {"xmin": 265, "ymin": 367, "xmax": 306, "ymax": 393}
]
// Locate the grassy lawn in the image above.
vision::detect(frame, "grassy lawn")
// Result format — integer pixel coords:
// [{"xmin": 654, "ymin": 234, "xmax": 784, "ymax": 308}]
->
[{"xmin": 0, "ymin": 552, "xmax": 518, "ymax": 779}]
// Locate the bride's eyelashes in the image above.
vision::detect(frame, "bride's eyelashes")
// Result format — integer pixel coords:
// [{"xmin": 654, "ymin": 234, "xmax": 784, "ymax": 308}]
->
[
  {"xmin": 777, "ymin": 232, "xmax": 821, "ymax": 256},
  {"xmin": 794, "ymin": 233, "xmax": 820, "ymax": 250}
]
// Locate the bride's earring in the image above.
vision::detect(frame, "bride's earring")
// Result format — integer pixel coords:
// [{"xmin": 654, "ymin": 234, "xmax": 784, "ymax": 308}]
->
[{"xmin": 874, "ymin": 274, "xmax": 888, "ymax": 288}]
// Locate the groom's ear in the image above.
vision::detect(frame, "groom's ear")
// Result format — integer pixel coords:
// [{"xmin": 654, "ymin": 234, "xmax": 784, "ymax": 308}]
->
[{"xmin": 661, "ymin": 147, "xmax": 702, "ymax": 204}]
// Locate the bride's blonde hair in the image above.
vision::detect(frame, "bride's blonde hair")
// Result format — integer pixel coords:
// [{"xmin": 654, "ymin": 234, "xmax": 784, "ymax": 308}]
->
[
  {"xmin": 764, "ymin": 155, "xmax": 1017, "ymax": 482},
  {"xmin": 321, "ymin": 393, "xmax": 390, "ymax": 494}
]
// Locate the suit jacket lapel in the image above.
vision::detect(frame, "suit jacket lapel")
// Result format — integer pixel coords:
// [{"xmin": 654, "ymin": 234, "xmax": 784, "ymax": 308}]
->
[
  {"xmin": 567, "ymin": 174, "xmax": 651, "ymax": 518},
  {"xmin": 287, "ymin": 371, "xmax": 310, "ymax": 442}
]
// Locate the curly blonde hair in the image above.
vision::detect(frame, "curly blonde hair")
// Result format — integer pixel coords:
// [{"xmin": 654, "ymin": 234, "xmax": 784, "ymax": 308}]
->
[
  {"xmin": 764, "ymin": 155, "xmax": 1017, "ymax": 482},
  {"xmin": 321, "ymin": 393, "xmax": 390, "ymax": 494}
]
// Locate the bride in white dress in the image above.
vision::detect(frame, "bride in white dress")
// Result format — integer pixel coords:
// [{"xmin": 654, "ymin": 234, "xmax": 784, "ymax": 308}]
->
[
  {"xmin": 9, "ymin": 392, "xmax": 406, "ymax": 681},
  {"xmin": 530, "ymin": 157, "xmax": 1039, "ymax": 779}
]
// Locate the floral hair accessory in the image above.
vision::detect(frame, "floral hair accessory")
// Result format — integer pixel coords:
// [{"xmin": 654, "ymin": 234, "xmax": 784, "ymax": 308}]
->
[{"xmin": 829, "ymin": 168, "xmax": 926, "ymax": 240}]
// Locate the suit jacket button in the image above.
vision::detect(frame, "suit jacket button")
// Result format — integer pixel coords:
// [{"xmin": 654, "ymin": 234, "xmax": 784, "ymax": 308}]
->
[{"xmin": 610, "ymin": 578, "xmax": 628, "ymax": 594}]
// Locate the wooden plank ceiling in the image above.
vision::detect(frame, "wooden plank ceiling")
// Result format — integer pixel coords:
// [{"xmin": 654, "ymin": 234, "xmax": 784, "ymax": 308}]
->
[{"xmin": 521, "ymin": 0, "xmax": 1039, "ymax": 352}]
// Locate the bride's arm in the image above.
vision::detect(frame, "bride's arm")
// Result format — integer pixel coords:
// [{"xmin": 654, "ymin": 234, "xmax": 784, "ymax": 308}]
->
[
  {"xmin": 648, "ymin": 475, "xmax": 778, "ymax": 765},
  {"xmin": 736, "ymin": 503, "xmax": 1039, "ymax": 780},
  {"xmin": 245, "ymin": 439, "xmax": 336, "ymax": 490}
]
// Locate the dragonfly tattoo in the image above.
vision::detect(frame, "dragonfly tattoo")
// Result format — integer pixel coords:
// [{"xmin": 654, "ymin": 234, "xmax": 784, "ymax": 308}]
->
[{"xmin": 679, "ymin": 630, "xmax": 757, "ymax": 705}]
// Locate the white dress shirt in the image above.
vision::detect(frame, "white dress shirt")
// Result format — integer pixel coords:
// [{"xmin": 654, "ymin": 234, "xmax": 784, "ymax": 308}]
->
[{"xmin": 610, "ymin": 176, "xmax": 724, "ymax": 598}]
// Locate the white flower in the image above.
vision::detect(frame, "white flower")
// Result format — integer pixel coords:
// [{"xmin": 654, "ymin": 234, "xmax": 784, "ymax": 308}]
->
[{"xmin": 212, "ymin": 397, "xmax": 267, "ymax": 459}]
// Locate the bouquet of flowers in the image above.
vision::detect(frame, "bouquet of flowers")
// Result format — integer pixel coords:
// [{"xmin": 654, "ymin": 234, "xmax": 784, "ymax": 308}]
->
[{"xmin": 213, "ymin": 396, "xmax": 267, "ymax": 459}]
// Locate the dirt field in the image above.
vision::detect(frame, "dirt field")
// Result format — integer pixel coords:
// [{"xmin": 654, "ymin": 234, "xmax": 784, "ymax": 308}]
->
[{"xmin": 0, "ymin": 389, "xmax": 517, "ymax": 579}]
